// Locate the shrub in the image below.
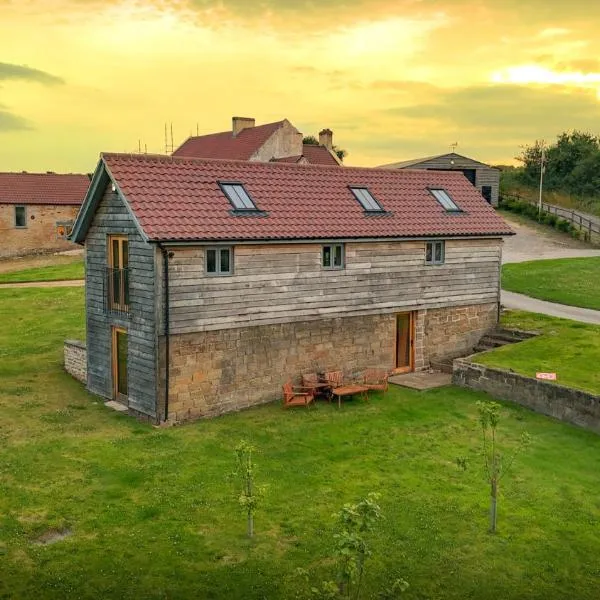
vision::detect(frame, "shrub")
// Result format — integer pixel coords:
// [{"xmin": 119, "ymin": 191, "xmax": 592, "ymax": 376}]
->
[{"xmin": 556, "ymin": 219, "xmax": 571, "ymax": 232}]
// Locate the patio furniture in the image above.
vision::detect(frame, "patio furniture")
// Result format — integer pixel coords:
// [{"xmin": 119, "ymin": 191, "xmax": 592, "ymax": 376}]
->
[
  {"xmin": 362, "ymin": 368, "xmax": 389, "ymax": 394},
  {"xmin": 324, "ymin": 370, "xmax": 343, "ymax": 388},
  {"xmin": 282, "ymin": 381, "xmax": 314, "ymax": 409},
  {"xmin": 302, "ymin": 373, "xmax": 331, "ymax": 400},
  {"xmin": 330, "ymin": 384, "xmax": 369, "ymax": 409}
]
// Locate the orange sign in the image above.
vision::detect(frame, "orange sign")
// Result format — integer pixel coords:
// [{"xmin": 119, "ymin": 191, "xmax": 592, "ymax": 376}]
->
[{"xmin": 536, "ymin": 372, "xmax": 557, "ymax": 380}]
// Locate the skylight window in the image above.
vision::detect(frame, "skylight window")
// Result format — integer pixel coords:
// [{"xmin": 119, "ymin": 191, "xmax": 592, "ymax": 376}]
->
[
  {"xmin": 219, "ymin": 182, "xmax": 257, "ymax": 211},
  {"xmin": 350, "ymin": 187, "xmax": 383, "ymax": 212},
  {"xmin": 429, "ymin": 189, "xmax": 461, "ymax": 212}
]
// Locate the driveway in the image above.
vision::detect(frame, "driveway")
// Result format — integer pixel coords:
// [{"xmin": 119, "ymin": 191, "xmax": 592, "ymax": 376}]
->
[{"xmin": 501, "ymin": 213, "xmax": 600, "ymax": 264}]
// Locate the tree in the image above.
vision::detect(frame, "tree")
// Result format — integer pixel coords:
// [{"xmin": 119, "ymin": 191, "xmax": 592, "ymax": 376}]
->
[
  {"xmin": 232, "ymin": 440, "xmax": 263, "ymax": 538},
  {"xmin": 303, "ymin": 135, "xmax": 347, "ymax": 162}
]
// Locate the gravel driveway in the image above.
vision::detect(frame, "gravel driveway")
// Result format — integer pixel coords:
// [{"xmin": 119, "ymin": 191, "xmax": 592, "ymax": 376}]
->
[{"xmin": 501, "ymin": 214, "xmax": 600, "ymax": 264}]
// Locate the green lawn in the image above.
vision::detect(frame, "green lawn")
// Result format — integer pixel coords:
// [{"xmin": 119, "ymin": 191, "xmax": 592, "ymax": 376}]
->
[
  {"xmin": 476, "ymin": 310, "xmax": 600, "ymax": 395},
  {"xmin": 1, "ymin": 289, "xmax": 600, "ymax": 599},
  {"xmin": 0, "ymin": 260, "xmax": 84, "ymax": 283},
  {"xmin": 502, "ymin": 257, "xmax": 600, "ymax": 310}
]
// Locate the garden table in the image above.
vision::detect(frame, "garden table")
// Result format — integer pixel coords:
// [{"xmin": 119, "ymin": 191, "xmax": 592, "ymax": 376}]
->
[{"xmin": 331, "ymin": 384, "xmax": 369, "ymax": 408}]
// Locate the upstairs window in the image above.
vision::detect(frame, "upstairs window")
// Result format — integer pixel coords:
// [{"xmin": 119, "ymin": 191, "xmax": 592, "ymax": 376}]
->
[
  {"xmin": 206, "ymin": 247, "xmax": 233, "ymax": 275},
  {"xmin": 429, "ymin": 189, "xmax": 461, "ymax": 212},
  {"xmin": 15, "ymin": 206, "xmax": 26, "ymax": 228},
  {"xmin": 426, "ymin": 241, "xmax": 445, "ymax": 265},
  {"xmin": 107, "ymin": 235, "xmax": 129, "ymax": 314},
  {"xmin": 350, "ymin": 187, "xmax": 384, "ymax": 212},
  {"xmin": 322, "ymin": 244, "xmax": 344, "ymax": 270},
  {"xmin": 219, "ymin": 182, "xmax": 258, "ymax": 211}
]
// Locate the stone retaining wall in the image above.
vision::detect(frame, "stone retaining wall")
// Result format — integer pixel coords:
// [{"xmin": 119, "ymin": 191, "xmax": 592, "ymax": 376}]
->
[
  {"xmin": 453, "ymin": 358, "xmax": 600, "ymax": 433},
  {"xmin": 64, "ymin": 339, "xmax": 87, "ymax": 384}
]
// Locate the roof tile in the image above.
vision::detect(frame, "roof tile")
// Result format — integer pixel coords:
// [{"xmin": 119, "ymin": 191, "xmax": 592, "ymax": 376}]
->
[{"xmin": 0, "ymin": 172, "xmax": 90, "ymax": 205}]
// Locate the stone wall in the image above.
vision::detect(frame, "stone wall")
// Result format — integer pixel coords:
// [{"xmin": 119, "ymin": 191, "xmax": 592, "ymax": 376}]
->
[
  {"xmin": 64, "ymin": 339, "xmax": 87, "ymax": 384},
  {"xmin": 164, "ymin": 313, "xmax": 397, "ymax": 422},
  {"xmin": 453, "ymin": 358, "xmax": 600, "ymax": 433},
  {"xmin": 423, "ymin": 303, "xmax": 497, "ymax": 363},
  {"xmin": 0, "ymin": 204, "xmax": 80, "ymax": 258}
]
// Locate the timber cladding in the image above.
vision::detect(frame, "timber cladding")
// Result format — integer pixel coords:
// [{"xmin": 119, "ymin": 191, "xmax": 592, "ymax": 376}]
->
[{"xmin": 166, "ymin": 238, "xmax": 502, "ymax": 335}]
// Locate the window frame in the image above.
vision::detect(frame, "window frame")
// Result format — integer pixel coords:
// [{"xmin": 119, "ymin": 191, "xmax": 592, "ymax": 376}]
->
[
  {"xmin": 218, "ymin": 181, "xmax": 259, "ymax": 212},
  {"xmin": 107, "ymin": 234, "xmax": 130, "ymax": 312},
  {"xmin": 322, "ymin": 243, "xmax": 345, "ymax": 270},
  {"xmin": 205, "ymin": 246, "xmax": 234, "ymax": 276},
  {"xmin": 14, "ymin": 205, "xmax": 27, "ymax": 228},
  {"xmin": 428, "ymin": 188, "xmax": 462, "ymax": 212},
  {"xmin": 425, "ymin": 240, "xmax": 445, "ymax": 266},
  {"xmin": 349, "ymin": 186, "xmax": 384, "ymax": 213}
]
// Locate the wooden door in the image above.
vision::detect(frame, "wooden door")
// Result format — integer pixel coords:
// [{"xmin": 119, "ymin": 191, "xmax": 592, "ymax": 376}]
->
[
  {"xmin": 112, "ymin": 327, "xmax": 128, "ymax": 405},
  {"xmin": 396, "ymin": 313, "xmax": 414, "ymax": 372}
]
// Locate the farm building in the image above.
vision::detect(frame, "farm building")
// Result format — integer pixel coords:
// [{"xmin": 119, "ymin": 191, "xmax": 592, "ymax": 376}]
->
[
  {"xmin": 0, "ymin": 171, "xmax": 90, "ymax": 258},
  {"xmin": 174, "ymin": 116, "xmax": 342, "ymax": 166},
  {"xmin": 69, "ymin": 153, "xmax": 512, "ymax": 424},
  {"xmin": 379, "ymin": 153, "xmax": 500, "ymax": 206}
]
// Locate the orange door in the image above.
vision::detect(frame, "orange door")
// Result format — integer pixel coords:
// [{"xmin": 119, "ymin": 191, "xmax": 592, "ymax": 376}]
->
[{"xmin": 396, "ymin": 313, "xmax": 414, "ymax": 372}]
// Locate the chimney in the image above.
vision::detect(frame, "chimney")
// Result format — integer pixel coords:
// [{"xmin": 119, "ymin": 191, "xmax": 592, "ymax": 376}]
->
[
  {"xmin": 232, "ymin": 116, "xmax": 255, "ymax": 137},
  {"xmin": 319, "ymin": 128, "xmax": 333, "ymax": 150}
]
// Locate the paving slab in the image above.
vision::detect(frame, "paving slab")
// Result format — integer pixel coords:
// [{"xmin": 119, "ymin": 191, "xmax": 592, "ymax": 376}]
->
[
  {"xmin": 105, "ymin": 400, "xmax": 128, "ymax": 413},
  {"xmin": 389, "ymin": 372, "xmax": 452, "ymax": 390}
]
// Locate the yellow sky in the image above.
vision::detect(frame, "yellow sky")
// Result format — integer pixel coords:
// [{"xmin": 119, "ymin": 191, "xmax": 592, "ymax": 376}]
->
[{"xmin": 1, "ymin": 0, "xmax": 600, "ymax": 173}]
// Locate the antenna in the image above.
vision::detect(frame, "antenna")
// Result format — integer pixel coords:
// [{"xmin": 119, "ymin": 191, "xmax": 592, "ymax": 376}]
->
[
  {"xmin": 164, "ymin": 122, "xmax": 174, "ymax": 154},
  {"xmin": 196, "ymin": 123, "xmax": 199, "ymax": 136}
]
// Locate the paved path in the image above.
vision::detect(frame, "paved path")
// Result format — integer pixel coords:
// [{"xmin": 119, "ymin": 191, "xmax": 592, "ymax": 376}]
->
[
  {"xmin": 502, "ymin": 216, "xmax": 600, "ymax": 264},
  {"xmin": 501, "ymin": 290, "xmax": 600, "ymax": 325},
  {"xmin": 0, "ymin": 279, "xmax": 84, "ymax": 289}
]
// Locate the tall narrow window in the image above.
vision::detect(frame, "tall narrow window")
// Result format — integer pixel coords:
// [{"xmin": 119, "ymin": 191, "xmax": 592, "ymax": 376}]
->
[
  {"xmin": 112, "ymin": 327, "xmax": 128, "ymax": 402},
  {"xmin": 322, "ymin": 244, "xmax": 344, "ymax": 270},
  {"xmin": 206, "ymin": 247, "xmax": 233, "ymax": 275},
  {"xmin": 15, "ymin": 206, "xmax": 26, "ymax": 228},
  {"xmin": 108, "ymin": 235, "xmax": 129, "ymax": 313}
]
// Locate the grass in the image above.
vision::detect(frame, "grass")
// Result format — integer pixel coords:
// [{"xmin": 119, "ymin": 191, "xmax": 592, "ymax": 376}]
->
[
  {"xmin": 0, "ymin": 260, "xmax": 84, "ymax": 283},
  {"xmin": 476, "ymin": 310, "xmax": 600, "ymax": 395},
  {"xmin": 1, "ymin": 289, "xmax": 600, "ymax": 599},
  {"xmin": 502, "ymin": 257, "xmax": 600, "ymax": 311}
]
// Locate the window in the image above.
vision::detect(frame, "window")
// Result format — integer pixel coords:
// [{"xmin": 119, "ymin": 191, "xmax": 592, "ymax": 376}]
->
[
  {"xmin": 429, "ymin": 189, "xmax": 461, "ymax": 212},
  {"xmin": 107, "ymin": 235, "xmax": 129, "ymax": 313},
  {"xmin": 322, "ymin": 244, "xmax": 344, "ymax": 270},
  {"xmin": 219, "ymin": 182, "xmax": 258, "ymax": 211},
  {"xmin": 481, "ymin": 186, "xmax": 492, "ymax": 204},
  {"xmin": 15, "ymin": 206, "xmax": 26, "ymax": 228},
  {"xmin": 350, "ymin": 187, "xmax": 383, "ymax": 212},
  {"xmin": 206, "ymin": 247, "xmax": 233, "ymax": 275},
  {"xmin": 426, "ymin": 241, "xmax": 445, "ymax": 265}
]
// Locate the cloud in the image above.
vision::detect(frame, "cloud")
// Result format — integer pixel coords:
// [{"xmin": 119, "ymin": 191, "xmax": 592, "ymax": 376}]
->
[
  {"xmin": 0, "ymin": 107, "xmax": 31, "ymax": 131},
  {"xmin": 555, "ymin": 59, "xmax": 600, "ymax": 74},
  {"xmin": 0, "ymin": 62, "xmax": 64, "ymax": 85}
]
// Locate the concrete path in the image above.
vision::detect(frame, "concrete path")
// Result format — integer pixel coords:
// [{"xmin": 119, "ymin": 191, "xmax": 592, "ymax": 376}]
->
[
  {"xmin": 0, "ymin": 279, "xmax": 84, "ymax": 289},
  {"xmin": 502, "ymin": 215, "xmax": 600, "ymax": 264},
  {"xmin": 501, "ymin": 290, "xmax": 600, "ymax": 325}
]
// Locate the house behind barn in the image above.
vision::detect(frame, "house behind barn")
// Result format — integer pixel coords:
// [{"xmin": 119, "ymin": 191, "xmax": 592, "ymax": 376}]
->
[
  {"xmin": 70, "ymin": 153, "xmax": 513, "ymax": 424},
  {"xmin": 379, "ymin": 152, "xmax": 500, "ymax": 206},
  {"xmin": 0, "ymin": 171, "xmax": 90, "ymax": 258}
]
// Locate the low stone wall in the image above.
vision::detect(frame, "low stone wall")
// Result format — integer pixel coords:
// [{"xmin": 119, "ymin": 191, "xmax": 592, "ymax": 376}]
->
[
  {"xmin": 453, "ymin": 358, "xmax": 600, "ymax": 433},
  {"xmin": 64, "ymin": 339, "xmax": 87, "ymax": 384}
]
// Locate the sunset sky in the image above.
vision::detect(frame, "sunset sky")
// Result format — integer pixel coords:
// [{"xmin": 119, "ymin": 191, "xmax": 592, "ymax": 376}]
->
[{"xmin": 2, "ymin": 0, "xmax": 600, "ymax": 173}]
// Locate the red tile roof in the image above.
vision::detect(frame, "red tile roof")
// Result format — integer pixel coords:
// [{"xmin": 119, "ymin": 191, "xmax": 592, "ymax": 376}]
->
[
  {"xmin": 0, "ymin": 172, "xmax": 90, "ymax": 205},
  {"xmin": 301, "ymin": 144, "xmax": 340, "ymax": 166},
  {"xmin": 173, "ymin": 121, "xmax": 285, "ymax": 160},
  {"xmin": 271, "ymin": 155, "xmax": 303, "ymax": 163},
  {"xmin": 101, "ymin": 153, "xmax": 513, "ymax": 242}
]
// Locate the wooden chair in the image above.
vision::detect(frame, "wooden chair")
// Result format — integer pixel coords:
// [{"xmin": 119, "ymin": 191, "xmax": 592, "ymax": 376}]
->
[
  {"xmin": 282, "ymin": 381, "xmax": 314, "ymax": 409},
  {"xmin": 363, "ymin": 368, "xmax": 389, "ymax": 393},
  {"xmin": 324, "ymin": 370, "xmax": 343, "ymax": 389},
  {"xmin": 302, "ymin": 373, "xmax": 329, "ymax": 399}
]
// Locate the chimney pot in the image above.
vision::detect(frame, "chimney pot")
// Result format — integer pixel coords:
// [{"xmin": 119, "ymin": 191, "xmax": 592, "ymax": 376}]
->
[
  {"xmin": 319, "ymin": 128, "xmax": 333, "ymax": 150},
  {"xmin": 232, "ymin": 116, "xmax": 255, "ymax": 137}
]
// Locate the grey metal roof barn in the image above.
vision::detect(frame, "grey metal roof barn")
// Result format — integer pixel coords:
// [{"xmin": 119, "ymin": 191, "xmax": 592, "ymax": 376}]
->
[{"xmin": 379, "ymin": 152, "xmax": 500, "ymax": 206}]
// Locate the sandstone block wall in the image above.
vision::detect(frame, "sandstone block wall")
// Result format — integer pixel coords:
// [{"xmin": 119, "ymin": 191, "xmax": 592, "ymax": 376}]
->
[
  {"xmin": 423, "ymin": 302, "xmax": 497, "ymax": 363},
  {"xmin": 0, "ymin": 204, "xmax": 79, "ymax": 258},
  {"xmin": 164, "ymin": 313, "xmax": 396, "ymax": 422},
  {"xmin": 64, "ymin": 339, "xmax": 87, "ymax": 384}
]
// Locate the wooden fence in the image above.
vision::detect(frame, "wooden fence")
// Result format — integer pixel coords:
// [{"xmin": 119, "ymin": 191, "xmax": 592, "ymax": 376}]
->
[{"xmin": 500, "ymin": 193, "xmax": 600, "ymax": 242}]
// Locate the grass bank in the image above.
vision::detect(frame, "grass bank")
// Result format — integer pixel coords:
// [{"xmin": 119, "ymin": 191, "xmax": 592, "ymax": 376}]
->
[
  {"xmin": 502, "ymin": 257, "xmax": 600, "ymax": 311},
  {"xmin": 0, "ymin": 260, "xmax": 84, "ymax": 283},
  {"xmin": 0, "ymin": 289, "xmax": 599, "ymax": 599}
]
